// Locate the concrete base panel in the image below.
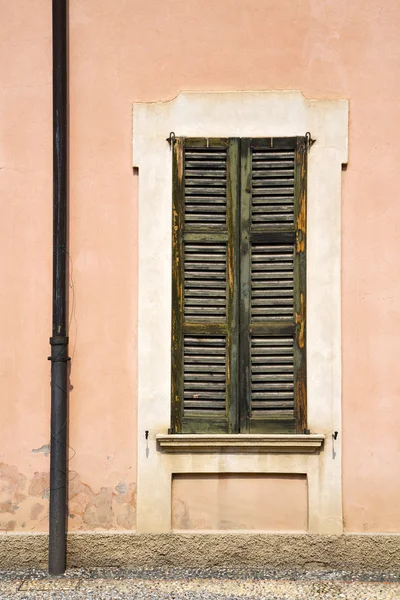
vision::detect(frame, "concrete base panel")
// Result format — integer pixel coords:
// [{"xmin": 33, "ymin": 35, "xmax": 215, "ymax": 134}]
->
[{"xmin": 0, "ymin": 533, "xmax": 399, "ymax": 571}]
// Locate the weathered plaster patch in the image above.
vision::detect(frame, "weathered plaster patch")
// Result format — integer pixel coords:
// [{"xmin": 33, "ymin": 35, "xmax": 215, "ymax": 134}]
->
[
  {"xmin": 30, "ymin": 503, "xmax": 45, "ymax": 521},
  {"xmin": 28, "ymin": 472, "xmax": 50, "ymax": 498},
  {"xmin": 115, "ymin": 480, "xmax": 127, "ymax": 494},
  {"xmin": 84, "ymin": 488, "xmax": 113, "ymax": 529},
  {"xmin": 0, "ymin": 462, "xmax": 27, "ymax": 534},
  {"xmin": 114, "ymin": 485, "xmax": 135, "ymax": 505},
  {"xmin": 0, "ymin": 463, "xmax": 26, "ymax": 506},
  {"xmin": 31, "ymin": 444, "xmax": 50, "ymax": 457},
  {"xmin": 0, "ymin": 502, "xmax": 16, "ymax": 514},
  {"xmin": 0, "ymin": 520, "xmax": 16, "ymax": 532},
  {"xmin": 172, "ymin": 498, "xmax": 191, "ymax": 530},
  {"xmin": 0, "ymin": 463, "xmax": 136, "ymax": 532},
  {"xmin": 0, "ymin": 465, "xmax": 48, "ymax": 532},
  {"xmin": 116, "ymin": 504, "xmax": 136, "ymax": 529},
  {"xmin": 68, "ymin": 474, "xmax": 136, "ymax": 531}
]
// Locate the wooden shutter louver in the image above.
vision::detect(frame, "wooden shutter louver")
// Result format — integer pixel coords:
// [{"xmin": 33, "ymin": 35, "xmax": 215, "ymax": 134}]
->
[
  {"xmin": 172, "ymin": 138, "xmax": 239, "ymax": 433},
  {"xmin": 250, "ymin": 336, "xmax": 294, "ymax": 416},
  {"xmin": 240, "ymin": 138, "xmax": 307, "ymax": 433},
  {"xmin": 184, "ymin": 241, "xmax": 227, "ymax": 320},
  {"xmin": 251, "ymin": 149, "xmax": 295, "ymax": 227},
  {"xmin": 184, "ymin": 149, "xmax": 227, "ymax": 227},
  {"xmin": 251, "ymin": 243, "xmax": 294, "ymax": 321},
  {"xmin": 183, "ymin": 335, "xmax": 226, "ymax": 414},
  {"xmin": 183, "ymin": 241, "xmax": 227, "ymax": 414}
]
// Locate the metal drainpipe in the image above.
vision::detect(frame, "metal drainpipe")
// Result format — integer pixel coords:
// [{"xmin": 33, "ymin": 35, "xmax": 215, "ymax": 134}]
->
[{"xmin": 49, "ymin": 0, "xmax": 69, "ymax": 575}]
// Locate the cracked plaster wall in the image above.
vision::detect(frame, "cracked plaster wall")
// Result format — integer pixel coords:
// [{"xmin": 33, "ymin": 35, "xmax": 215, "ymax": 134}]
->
[{"xmin": 0, "ymin": 463, "xmax": 136, "ymax": 533}]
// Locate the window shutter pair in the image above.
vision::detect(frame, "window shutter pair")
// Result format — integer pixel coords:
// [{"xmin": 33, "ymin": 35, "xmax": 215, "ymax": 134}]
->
[{"xmin": 171, "ymin": 137, "xmax": 306, "ymax": 434}]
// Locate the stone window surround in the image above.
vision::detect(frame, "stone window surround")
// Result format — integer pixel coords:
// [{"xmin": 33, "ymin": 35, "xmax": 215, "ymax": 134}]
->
[{"xmin": 133, "ymin": 91, "xmax": 348, "ymax": 534}]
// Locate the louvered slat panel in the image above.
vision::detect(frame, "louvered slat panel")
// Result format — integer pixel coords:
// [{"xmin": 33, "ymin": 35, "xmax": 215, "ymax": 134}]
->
[
  {"xmin": 251, "ymin": 337, "xmax": 294, "ymax": 416},
  {"xmin": 184, "ymin": 242, "xmax": 227, "ymax": 320},
  {"xmin": 185, "ymin": 149, "xmax": 227, "ymax": 226},
  {"xmin": 251, "ymin": 150, "xmax": 295, "ymax": 226},
  {"xmin": 238, "ymin": 137, "xmax": 306, "ymax": 433},
  {"xmin": 173, "ymin": 138, "xmax": 239, "ymax": 433},
  {"xmin": 184, "ymin": 335, "xmax": 226, "ymax": 413},
  {"xmin": 251, "ymin": 244, "xmax": 294, "ymax": 320}
]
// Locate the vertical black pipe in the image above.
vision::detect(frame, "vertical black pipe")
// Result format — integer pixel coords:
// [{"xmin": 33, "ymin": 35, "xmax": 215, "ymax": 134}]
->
[{"xmin": 49, "ymin": 0, "xmax": 69, "ymax": 575}]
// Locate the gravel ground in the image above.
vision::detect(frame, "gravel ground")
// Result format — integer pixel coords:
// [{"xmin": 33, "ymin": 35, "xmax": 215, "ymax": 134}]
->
[{"xmin": 0, "ymin": 568, "xmax": 398, "ymax": 600}]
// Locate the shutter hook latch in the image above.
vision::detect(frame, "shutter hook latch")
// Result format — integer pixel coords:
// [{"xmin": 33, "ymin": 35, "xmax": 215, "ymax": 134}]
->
[
  {"xmin": 305, "ymin": 132, "xmax": 316, "ymax": 151},
  {"xmin": 166, "ymin": 132, "xmax": 176, "ymax": 148}
]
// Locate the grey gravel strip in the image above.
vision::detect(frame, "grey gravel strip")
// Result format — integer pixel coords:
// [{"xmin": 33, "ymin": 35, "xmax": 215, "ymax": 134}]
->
[
  {"xmin": 0, "ymin": 567, "xmax": 399, "ymax": 582},
  {"xmin": 0, "ymin": 568, "xmax": 398, "ymax": 600}
]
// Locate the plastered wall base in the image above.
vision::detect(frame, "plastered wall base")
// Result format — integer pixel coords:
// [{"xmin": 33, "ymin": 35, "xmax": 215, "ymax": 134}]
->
[{"xmin": 1, "ymin": 532, "xmax": 399, "ymax": 570}]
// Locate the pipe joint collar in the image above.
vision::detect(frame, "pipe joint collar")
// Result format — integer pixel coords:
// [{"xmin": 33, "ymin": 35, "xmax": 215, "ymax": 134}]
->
[{"xmin": 49, "ymin": 336, "xmax": 69, "ymax": 345}]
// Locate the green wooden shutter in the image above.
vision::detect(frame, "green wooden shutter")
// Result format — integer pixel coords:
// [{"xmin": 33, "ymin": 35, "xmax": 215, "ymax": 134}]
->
[
  {"xmin": 239, "ymin": 137, "xmax": 307, "ymax": 433},
  {"xmin": 171, "ymin": 138, "xmax": 240, "ymax": 433}
]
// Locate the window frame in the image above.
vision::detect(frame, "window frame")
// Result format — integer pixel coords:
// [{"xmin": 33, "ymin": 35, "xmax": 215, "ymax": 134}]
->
[{"xmin": 133, "ymin": 91, "xmax": 347, "ymax": 535}]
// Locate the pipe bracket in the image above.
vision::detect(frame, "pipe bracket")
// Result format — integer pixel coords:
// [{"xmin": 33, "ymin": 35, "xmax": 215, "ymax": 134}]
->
[{"xmin": 48, "ymin": 336, "xmax": 70, "ymax": 361}]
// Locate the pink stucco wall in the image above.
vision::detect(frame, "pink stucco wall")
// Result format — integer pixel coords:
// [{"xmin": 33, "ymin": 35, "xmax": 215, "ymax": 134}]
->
[
  {"xmin": 172, "ymin": 475, "xmax": 308, "ymax": 531},
  {"xmin": 0, "ymin": 0, "xmax": 399, "ymax": 533}
]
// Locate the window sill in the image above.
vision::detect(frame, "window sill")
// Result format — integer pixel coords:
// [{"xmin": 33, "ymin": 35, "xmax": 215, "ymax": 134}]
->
[{"xmin": 156, "ymin": 433, "xmax": 325, "ymax": 454}]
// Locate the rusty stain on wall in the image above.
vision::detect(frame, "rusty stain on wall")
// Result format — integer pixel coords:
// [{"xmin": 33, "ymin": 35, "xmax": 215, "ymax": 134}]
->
[{"xmin": 0, "ymin": 463, "xmax": 136, "ymax": 532}]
